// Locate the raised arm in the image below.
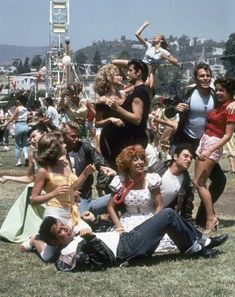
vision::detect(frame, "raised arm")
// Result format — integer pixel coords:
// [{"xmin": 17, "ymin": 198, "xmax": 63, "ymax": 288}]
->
[
  {"xmin": 161, "ymin": 53, "xmax": 181, "ymax": 67},
  {"xmin": 135, "ymin": 20, "xmax": 150, "ymax": 46},
  {"xmin": 72, "ymin": 164, "xmax": 96, "ymax": 191}
]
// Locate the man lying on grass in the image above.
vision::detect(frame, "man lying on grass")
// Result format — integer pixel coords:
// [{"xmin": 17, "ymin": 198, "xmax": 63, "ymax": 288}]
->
[{"xmin": 37, "ymin": 209, "xmax": 228, "ymax": 272}]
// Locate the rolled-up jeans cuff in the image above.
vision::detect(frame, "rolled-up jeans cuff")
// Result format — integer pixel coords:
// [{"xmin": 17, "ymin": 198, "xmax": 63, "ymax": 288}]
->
[{"xmin": 184, "ymin": 240, "xmax": 202, "ymax": 256}]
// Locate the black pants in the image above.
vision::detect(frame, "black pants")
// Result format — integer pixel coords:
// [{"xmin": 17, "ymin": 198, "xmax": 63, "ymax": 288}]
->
[{"xmin": 171, "ymin": 132, "xmax": 227, "ymax": 227}]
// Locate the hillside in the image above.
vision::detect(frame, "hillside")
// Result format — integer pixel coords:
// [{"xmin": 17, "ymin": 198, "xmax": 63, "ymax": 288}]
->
[
  {"xmin": 0, "ymin": 35, "xmax": 225, "ymax": 68},
  {"xmin": 0, "ymin": 44, "xmax": 49, "ymax": 65}
]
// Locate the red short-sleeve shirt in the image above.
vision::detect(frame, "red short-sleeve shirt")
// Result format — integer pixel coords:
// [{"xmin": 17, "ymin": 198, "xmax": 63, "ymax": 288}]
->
[{"xmin": 205, "ymin": 100, "xmax": 235, "ymax": 138}]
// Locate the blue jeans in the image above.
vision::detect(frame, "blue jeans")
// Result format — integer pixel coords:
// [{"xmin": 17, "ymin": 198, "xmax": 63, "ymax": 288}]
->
[
  {"xmin": 116, "ymin": 208, "xmax": 203, "ymax": 262},
  {"xmin": 79, "ymin": 194, "xmax": 111, "ymax": 214},
  {"xmin": 14, "ymin": 122, "xmax": 29, "ymax": 160}
]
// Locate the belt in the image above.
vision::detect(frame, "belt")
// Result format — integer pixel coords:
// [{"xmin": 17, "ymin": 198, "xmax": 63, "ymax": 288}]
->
[{"xmin": 16, "ymin": 121, "xmax": 27, "ymax": 123}]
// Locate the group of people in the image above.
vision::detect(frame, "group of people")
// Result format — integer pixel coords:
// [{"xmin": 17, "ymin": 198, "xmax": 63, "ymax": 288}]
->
[{"xmin": 1, "ymin": 21, "xmax": 235, "ymax": 272}]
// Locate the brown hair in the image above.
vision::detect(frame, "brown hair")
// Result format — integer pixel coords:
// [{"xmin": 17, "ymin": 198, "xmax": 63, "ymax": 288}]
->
[
  {"xmin": 116, "ymin": 145, "xmax": 147, "ymax": 175},
  {"xmin": 36, "ymin": 131, "xmax": 63, "ymax": 167},
  {"xmin": 193, "ymin": 62, "xmax": 212, "ymax": 79},
  {"xmin": 60, "ymin": 121, "xmax": 79, "ymax": 135},
  {"xmin": 214, "ymin": 76, "xmax": 235, "ymax": 99}
]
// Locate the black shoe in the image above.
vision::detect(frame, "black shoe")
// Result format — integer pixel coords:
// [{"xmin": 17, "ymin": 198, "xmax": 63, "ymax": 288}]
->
[
  {"xmin": 199, "ymin": 247, "xmax": 220, "ymax": 258},
  {"xmin": 190, "ymin": 247, "xmax": 219, "ymax": 259},
  {"xmin": 207, "ymin": 234, "xmax": 229, "ymax": 249}
]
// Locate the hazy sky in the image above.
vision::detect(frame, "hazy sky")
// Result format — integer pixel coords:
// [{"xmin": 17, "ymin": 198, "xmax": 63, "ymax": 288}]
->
[{"xmin": 1, "ymin": 0, "xmax": 234, "ymax": 50}]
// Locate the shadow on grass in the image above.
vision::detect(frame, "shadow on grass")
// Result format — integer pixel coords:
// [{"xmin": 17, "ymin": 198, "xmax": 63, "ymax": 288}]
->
[
  {"xmin": 123, "ymin": 252, "xmax": 181, "ymax": 268},
  {"xmin": 218, "ymin": 218, "xmax": 235, "ymax": 228}
]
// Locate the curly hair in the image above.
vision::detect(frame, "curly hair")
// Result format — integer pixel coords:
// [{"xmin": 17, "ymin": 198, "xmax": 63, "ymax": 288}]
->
[
  {"xmin": 94, "ymin": 64, "xmax": 119, "ymax": 96},
  {"xmin": 214, "ymin": 76, "xmax": 235, "ymax": 98},
  {"xmin": 116, "ymin": 145, "xmax": 147, "ymax": 175},
  {"xmin": 36, "ymin": 131, "xmax": 64, "ymax": 167}
]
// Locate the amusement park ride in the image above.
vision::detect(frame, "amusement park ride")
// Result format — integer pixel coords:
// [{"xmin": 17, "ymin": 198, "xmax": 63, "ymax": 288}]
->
[{"xmin": 45, "ymin": 0, "xmax": 71, "ymax": 93}]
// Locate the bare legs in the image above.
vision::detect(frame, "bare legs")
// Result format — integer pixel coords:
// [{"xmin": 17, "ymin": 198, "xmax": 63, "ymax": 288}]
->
[{"xmin": 194, "ymin": 158, "xmax": 218, "ymax": 233}]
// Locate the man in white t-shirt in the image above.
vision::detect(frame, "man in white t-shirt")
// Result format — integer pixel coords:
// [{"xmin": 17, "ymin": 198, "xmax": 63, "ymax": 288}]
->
[
  {"xmin": 150, "ymin": 143, "xmax": 194, "ymax": 222},
  {"xmin": 44, "ymin": 97, "xmax": 60, "ymax": 129}
]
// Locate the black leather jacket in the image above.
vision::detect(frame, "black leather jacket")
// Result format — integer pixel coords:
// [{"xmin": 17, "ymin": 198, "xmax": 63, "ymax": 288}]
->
[{"xmin": 68, "ymin": 141, "xmax": 109, "ymax": 199}]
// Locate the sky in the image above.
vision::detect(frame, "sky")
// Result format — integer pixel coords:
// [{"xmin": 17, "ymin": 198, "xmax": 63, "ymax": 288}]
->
[{"xmin": 0, "ymin": 0, "xmax": 235, "ymax": 50}]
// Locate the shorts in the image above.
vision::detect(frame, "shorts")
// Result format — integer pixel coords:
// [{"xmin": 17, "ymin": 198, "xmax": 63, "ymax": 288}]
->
[{"xmin": 196, "ymin": 134, "xmax": 223, "ymax": 162}]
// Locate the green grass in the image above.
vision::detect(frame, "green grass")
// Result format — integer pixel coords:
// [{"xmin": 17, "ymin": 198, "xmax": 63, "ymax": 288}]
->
[{"xmin": 0, "ymin": 147, "xmax": 235, "ymax": 297}]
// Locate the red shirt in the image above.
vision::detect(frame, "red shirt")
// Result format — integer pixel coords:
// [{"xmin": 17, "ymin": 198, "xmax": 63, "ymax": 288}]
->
[{"xmin": 205, "ymin": 100, "xmax": 235, "ymax": 138}]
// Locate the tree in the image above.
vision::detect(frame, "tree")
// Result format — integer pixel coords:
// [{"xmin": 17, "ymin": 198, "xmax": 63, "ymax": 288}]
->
[
  {"xmin": 23, "ymin": 57, "xmax": 31, "ymax": 73},
  {"xmin": 12, "ymin": 59, "xmax": 23, "ymax": 74},
  {"xmin": 75, "ymin": 51, "xmax": 89, "ymax": 74},
  {"xmin": 31, "ymin": 55, "xmax": 42, "ymax": 70},
  {"xmin": 118, "ymin": 49, "xmax": 131, "ymax": 60},
  {"xmin": 222, "ymin": 33, "xmax": 235, "ymax": 78},
  {"xmin": 91, "ymin": 50, "xmax": 101, "ymax": 73}
]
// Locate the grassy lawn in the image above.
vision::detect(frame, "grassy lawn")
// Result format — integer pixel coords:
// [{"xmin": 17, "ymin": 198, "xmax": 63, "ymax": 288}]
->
[{"xmin": 0, "ymin": 148, "xmax": 235, "ymax": 297}]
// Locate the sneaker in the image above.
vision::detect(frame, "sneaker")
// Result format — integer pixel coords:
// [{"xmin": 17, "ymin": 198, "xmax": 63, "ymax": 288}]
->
[
  {"xmin": 3, "ymin": 146, "xmax": 9, "ymax": 152},
  {"xmin": 16, "ymin": 160, "xmax": 22, "ymax": 166}
]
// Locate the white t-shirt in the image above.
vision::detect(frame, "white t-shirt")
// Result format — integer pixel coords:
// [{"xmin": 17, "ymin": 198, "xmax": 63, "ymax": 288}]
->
[
  {"xmin": 184, "ymin": 89, "xmax": 214, "ymax": 139},
  {"xmin": 143, "ymin": 41, "xmax": 171, "ymax": 66},
  {"xmin": 47, "ymin": 106, "xmax": 60, "ymax": 128},
  {"xmin": 17, "ymin": 106, "xmax": 28, "ymax": 122},
  {"xmin": 61, "ymin": 230, "xmax": 120, "ymax": 257},
  {"xmin": 160, "ymin": 168, "xmax": 184, "ymax": 207}
]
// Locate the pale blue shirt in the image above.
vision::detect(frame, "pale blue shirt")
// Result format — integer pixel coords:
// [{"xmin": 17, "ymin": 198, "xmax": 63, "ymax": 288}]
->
[{"xmin": 184, "ymin": 89, "xmax": 214, "ymax": 139}]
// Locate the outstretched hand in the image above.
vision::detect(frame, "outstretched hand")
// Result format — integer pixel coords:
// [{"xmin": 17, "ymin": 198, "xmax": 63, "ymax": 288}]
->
[
  {"xmin": 100, "ymin": 166, "xmax": 117, "ymax": 177},
  {"xmin": 84, "ymin": 164, "xmax": 96, "ymax": 176},
  {"xmin": 143, "ymin": 20, "xmax": 150, "ymax": 27},
  {"xmin": 0, "ymin": 176, "xmax": 7, "ymax": 183}
]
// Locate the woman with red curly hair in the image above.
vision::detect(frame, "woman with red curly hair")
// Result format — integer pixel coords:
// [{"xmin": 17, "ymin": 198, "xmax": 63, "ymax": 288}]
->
[{"xmin": 107, "ymin": 145, "xmax": 164, "ymax": 233}]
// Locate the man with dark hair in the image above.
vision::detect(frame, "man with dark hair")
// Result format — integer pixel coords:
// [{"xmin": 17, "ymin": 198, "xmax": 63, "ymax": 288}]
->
[
  {"xmin": 164, "ymin": 62, "xmax": 234, "ymax": 227},
  {"xmin": 43, "ymin": 97, "xmax": 60, "ymax": 129},
  {"xmin": 149, "ymin": 143, "xmax": 194, "ymax": 222},
  {"xmin": 106, "ymin": 59, "xmax": 151, "ymax": 157},
  {"xmin": 38, "ymin": 211, "xmax": 228, "ymax": 272}
]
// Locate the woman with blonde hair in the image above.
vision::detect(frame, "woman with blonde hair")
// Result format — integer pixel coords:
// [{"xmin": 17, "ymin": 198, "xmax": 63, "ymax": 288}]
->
[{"xmin": 94, "ymin": 64, "xmax": 127, "ymax": 169}]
